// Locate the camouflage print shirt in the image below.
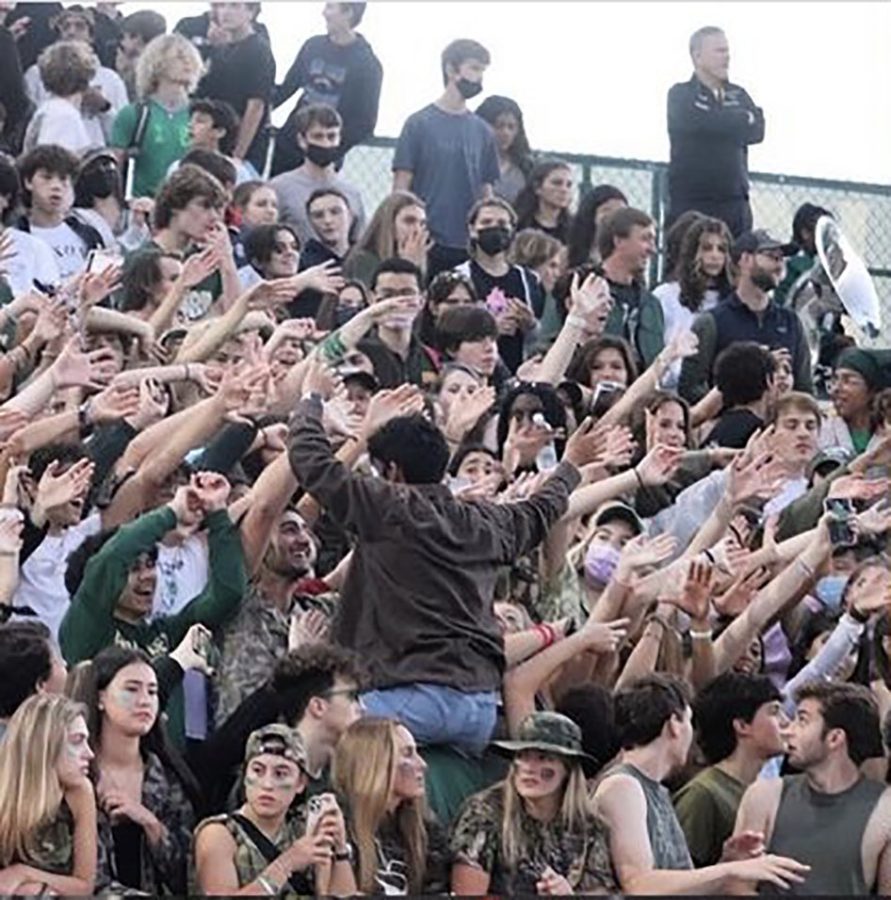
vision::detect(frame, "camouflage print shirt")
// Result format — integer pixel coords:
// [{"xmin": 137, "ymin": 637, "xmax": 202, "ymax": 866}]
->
[
  {"xmin": 190, "ymin": 812, "xmax": 311, "ymax": 898},
  {"xmin": 96, "ymin": 752, "xmax": 195, "ymax": 895},
  {"xmin": 215, "ymin": 585, "xmax": 294, "ymax": 725},
  {"xmin": 449, "ymin": 781, "xmax": 618, "ymax": 895},
  {"xmin": 19, "ymin": 805, "xmax": 75, "ymax": 876}
]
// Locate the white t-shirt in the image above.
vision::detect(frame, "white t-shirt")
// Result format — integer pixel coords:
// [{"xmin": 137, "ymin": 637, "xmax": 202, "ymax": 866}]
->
[
  {"xmin": 3, "ymin": 227, "xmax": 61, "ymax": 296},
  {"xmin": 23, "ymin": 97, "xmax": 92, "ymax": 154},
  {"xmin": 30, "ymin": 222, "xmax": 89, "ymax": 279},
  {"xmin": 151, "ymin": 533, "xmax": 210, "ymax": 619},
  {"xmin": 12, "ymin": 512, "xmax": 102, "ymax": 641},
  {"xmin": 25, "ymin": 63, "xmax": 128, "ymax": 145},
  {"xmin": 652, "ymin": 281, "xmax": 721, "ymax": 389}
]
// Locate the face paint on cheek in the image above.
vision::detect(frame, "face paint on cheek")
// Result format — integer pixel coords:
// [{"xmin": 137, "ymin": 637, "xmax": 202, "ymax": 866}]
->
[{"xmin": 244, "ymin": 771, "xmax": 259, "ymax": 787}]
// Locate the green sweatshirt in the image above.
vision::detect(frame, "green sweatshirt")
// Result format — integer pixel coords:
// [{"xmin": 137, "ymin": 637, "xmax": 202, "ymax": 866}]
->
[{"xmin": 59, "ymin": 506, "xmax": 248, "ymax": 740}]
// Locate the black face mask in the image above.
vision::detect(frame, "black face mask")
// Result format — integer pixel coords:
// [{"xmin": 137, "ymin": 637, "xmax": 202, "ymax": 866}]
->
[
  {"xmin": 456, "ymin": 78, "xmax": 483, "ymax": 100},
  {"xmin": 335, "ymin": 306, "xmax": 360, "ymax": 327},
  {"xmin": 304, "ymin": 143, "xmax": 341, "ymax": 167},
  {"xmin": 474, "ymin": 225, "xmax": 513, "ymax": 256}
]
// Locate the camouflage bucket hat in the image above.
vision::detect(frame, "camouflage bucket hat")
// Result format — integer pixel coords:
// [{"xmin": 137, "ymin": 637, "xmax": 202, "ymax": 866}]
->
[
  {"xmin": 244, "ymin": 724, "xmax": 308, "ymax": 770},
  {"xmin": 492, "ymin": 711, "xmax": 595, "ymax": 764}
]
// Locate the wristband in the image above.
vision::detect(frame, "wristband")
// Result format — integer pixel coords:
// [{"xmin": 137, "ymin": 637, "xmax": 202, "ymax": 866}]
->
[
  {"xmin": 689, "ymin": 629, "xmax": 712, "ymax": 640},
  {"xmin": 534, "ymin": 622, "xmax": 556, "ymax": 647},
  {"xmin": 256, "ymin": 874, "xmax": 278, "ymax": 896},
  {"xmin": 78, "ymin": 400, "xmax": 92, "ymax": 434},
  {"xmin": 633, "ymin": 467, "xmax": 645, "ymax": 490},
  {"xmin": 319, "ymin": 332, "xmax": 347, "ymax": 363},
  {"xmin": 565, "ymin": 314, "xmax": 587, "ymax": 331},
  {"xmin": 333, "ymin": 846, "xmax": 353, "ymax": 862}
]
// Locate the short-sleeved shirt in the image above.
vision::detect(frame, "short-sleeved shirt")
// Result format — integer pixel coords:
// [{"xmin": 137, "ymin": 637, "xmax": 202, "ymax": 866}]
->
[
  {"xmin": 111, "ymin": 100, "xmax": 191, "ymax": 198},
  {"xmin": 450, "ymin": 781, "xmax": 617, "ymax": 894},
  {"xmin": 673, "ymin": 765, "xmax": 745, "ymax": 867},
  {"xmin": 393, "ymin": 104, "xmax": 499, "ymax": 249},
  {"xmin": 270, "ymin": 167, "xmax": 366, "ymax": 247},
  {"xmin": 30, "ymin": 222, "xmax": 89, "ymax": 279}
]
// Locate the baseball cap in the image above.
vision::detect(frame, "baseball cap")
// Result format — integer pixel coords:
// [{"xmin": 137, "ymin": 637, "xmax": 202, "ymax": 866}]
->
[
  {"xmin": 244, "ymin": 724, "xmax": 307, "ymax": 769},
  {"xmin": 807, "ymin": 446, "xmax": 854, "ymax": 481},
  {"xmin": 594, "ymin": 501, "xmax": 644, "ymax": 536},
  {"xmin": 731, "ymin": 229, "xmax": 797, "ymax": 263},
  {"xmin": 342, "ymin": 370, "xmax": 379, "ymax": 393}
]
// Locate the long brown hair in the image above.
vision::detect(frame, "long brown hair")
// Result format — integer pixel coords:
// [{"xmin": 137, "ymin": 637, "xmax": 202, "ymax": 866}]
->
[
  {"xmin": 677, "ymin": 216, "xmax": 734, "ymax": 312},
  {"xmin": 331, "ymin": 717, "xmax": 428, "ymax": 894},
  {"xmin": 347, "ymin": 191, "xmax": 425, "ymax": 265}
]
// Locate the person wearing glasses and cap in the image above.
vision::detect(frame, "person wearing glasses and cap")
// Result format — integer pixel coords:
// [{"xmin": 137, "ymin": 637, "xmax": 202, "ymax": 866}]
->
[
  {"xmin": 193, "ymin": 724, "xmax": 356, "ymax": 897},
  {"xmin": 679, "ymin": 229, "xmax": 810, "ymax": 404},
  {"xmin": 449, "ymin": 711, "xmax": 617, "ymax": 896}
]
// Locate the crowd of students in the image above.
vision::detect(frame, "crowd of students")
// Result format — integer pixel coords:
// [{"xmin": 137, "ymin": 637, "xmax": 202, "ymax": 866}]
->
[{"xmin": 0, "ymin": 1, "xmax": 890, "ymax": 896}]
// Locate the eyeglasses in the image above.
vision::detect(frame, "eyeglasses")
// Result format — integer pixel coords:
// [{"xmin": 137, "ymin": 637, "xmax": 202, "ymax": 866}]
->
[{"xmin": 322, "ymin": 688, "xmax": 362, "ymax": 703}]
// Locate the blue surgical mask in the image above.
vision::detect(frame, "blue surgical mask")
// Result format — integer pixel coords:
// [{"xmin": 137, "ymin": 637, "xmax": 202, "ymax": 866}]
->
[
  {"xmin": 584, "ymin": 543, "xmax": 621, "ymax": 587},
  {"xmin": 815, "ymin": 574, "xmax": 849, "ymax": 612}
]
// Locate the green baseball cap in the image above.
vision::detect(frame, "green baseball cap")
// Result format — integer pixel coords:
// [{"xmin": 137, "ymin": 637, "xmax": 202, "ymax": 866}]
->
[
  {"xmin": 244, "ymin": 724, "xmax": 307, "ymax": 769},
  {"xmin": 492, "ymin": 711, "xmax": 595, "ymax": 764}
]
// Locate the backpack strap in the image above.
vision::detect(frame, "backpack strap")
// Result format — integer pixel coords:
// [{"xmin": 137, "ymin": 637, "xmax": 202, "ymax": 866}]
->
[{"xmin": 229, "ymin": 813, "xmax": 310, "ymax": 894}]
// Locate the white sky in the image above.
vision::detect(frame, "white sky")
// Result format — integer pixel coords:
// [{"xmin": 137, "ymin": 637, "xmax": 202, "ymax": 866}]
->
[{"xmin": 131, "ymin": 1, "xmax": 891, "ymax": 185}]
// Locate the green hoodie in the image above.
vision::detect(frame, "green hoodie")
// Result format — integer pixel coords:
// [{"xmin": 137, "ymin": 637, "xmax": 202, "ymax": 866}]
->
[{"xmin": 59, "ymin": 506, "xmax": 248, "ymax": 739}]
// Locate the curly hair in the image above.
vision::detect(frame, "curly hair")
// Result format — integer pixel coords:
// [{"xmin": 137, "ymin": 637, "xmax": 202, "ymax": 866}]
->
[
  {"xmin": 677, "ymin": 216, "xmax": 734, "ymax": 312},
  {"xmin": 135, "ymin": 33, "xmax": 204, "ymax": 100},
  {"xmin": 38, "ymin": 40, "xmax": 97, "ymax": 97}
]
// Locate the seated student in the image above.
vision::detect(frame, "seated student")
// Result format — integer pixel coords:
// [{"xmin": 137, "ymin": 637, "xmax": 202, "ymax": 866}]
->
[
  {"xmin": 450, "ymin": 711, "xmax": 617, "ymax": 895},
  {"xmin": 295, "ymin": 188, "xmax": 356, "ymax": 318},
  {"xmin": 343, "ymin": 190, "xmax": 428, "ymax": 288},
  {"xmin": 193, "ymin": 724, "xmax": 355, "ymax": 897},
  {"xmin": 455, "ymin": 197, "xmax": 542, "ymax": 373},
  {"xmin": 16, "ymin": 145, "xmax": 105, "ymax": 280},
  {"xmin": 566, "ymin": 184, "xmax": 628, "ymax": 268},
  {"xmin": 271, "ymin": 103, "xmax": 366, "ymax": 246},
  {"xmin": 415, "ymin": 269, "xmax": 481, "ymax": 347},
  {"xmin": 0, "ymin": 694, "xmax": 97, "ymax": 896},
  {"xmin": 23, "ymin": 40, "xmax": 95, "ymax": 153},
  {"xmin": 71, "ymin": 646, "xmax": 198, "ymax": 895},
  {"xmin": 0, "ymin": 156, "xmax": 61, "ymax": 296},
  {"xmin": 701, "ymin": 342, "xmax": 776, "ymax": 449},
  {"xmin": 673, "ymin": 672, "xmax": 784, "ymax": 867},
  {"xmin": 0, "ymin": 621, "xmax": 68, "ymax": 739},
  {"xmin": 111, "ymin": 34, "xmax": 204, "ymax": 198},
  {"xmin": 145, "ymin": 164, "xmax": 237, "ymax": 320},
  {"xmin": 332, "ymin": 717, "xmax": 446, "ymax": 895},
  {"xmin": 514, "ymin": 159, "xmax": 575, "ymax": 245}
]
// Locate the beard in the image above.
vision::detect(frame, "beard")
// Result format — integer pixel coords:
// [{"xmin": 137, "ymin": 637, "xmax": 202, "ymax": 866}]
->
[{"xmin": 751, "ymin": 268, "xmax": 779, "ymax": 293}]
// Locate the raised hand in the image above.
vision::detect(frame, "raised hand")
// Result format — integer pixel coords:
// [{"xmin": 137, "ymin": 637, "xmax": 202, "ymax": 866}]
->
[
  {"xmin": 855, "ymin": 498, "xmax": 891, "ymax": 535},
  {"xmin": 361, "ymin": 384, "xmax": 425, "ymax": 440},
  {"xmin": 569, "ymin": 271, "xmax": 612, "ymax": 331},
  {"xmin": 636, "ymin": 443, "xmax": 683, "ymax": 487},
  {"xmin": 727, "ymin": 446, "xmax": 787, "ymax": 504},
  {"xmin": 300, "ymin": 358, "xmax": 340, "ymax": 402},
  {"xmin": 168, "ymin": 483, "xmax": 204, "ymax": 528},
  {"xmin": 126, "ymin": 378, "xmax": 170, "ymax": 430},
  {"xmin": 619, "ymin": 532, "xmax": 678, "ymax": 572},
  {"xmin": 52, "ymin": 338, "xmax": 118, "ymax": 390},
  {"xmin": 288, "ymin": 607, "xmax": 330, "ymax": 651},
  {"xmin": 397, "ymin": 224, "xmax": 431, "ymax": 268},
  {"xmin": 578, "ymin": 617, "xmax": 630, "ymax": 654},
  {"xmin": 0, "ymin": 513, "xmax": 24, "ymax": 555},
  {"xmin": 35, "ymin": 458, "xmax": 95, "ymax": 515},
  {"xmin": 190, "ymin": 471, "xmax": 231, "ymax": 513},
  {"xmin": 177, "ymin": 247, "xmax": 220, "ymax": 289},
  {"xmin": 443, "ymin": 385, "xmax": 496, "ymax": 443},
  {"xmin": 661, "ymin": 330, "xmax": 699, "ymax": 365},
  {"xmin": 829, "ymin": 474, "xmax": 890, "ymax": 503},
  {"xmin": 666, "ymin": 559, "xmax": 716, "ymax": 621},
  {"xmin": 714, "ymin": 567, "xmax": 770, "ymax": 618},
  {"xmin": 79, "ymin": 265, "xmax": 122, "ymax": 310},
  {"xmin": 169, "ymin": 623, "xmax": 215, "ymax": 676},
  {"xmin": 300, "ymin": 260, "xmax": 345, "ymax": 295},
  {"xmin": 87, "ymin": 383, "xmax": 141, "ymax": 425},
  {"xmin": 0, "ymin": 408, "xmax": 30, "ymax": 441}
]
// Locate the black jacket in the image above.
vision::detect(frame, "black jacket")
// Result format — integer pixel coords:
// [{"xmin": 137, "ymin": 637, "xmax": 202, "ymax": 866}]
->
[{"xmin": 667, "ymin": 74, "xmax": 764, "ymax": 201}]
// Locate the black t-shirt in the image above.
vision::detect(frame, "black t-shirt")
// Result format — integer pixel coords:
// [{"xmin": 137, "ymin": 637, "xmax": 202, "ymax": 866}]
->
[
  {"xmin": 459, "ymin": 260, "xmax": 544, "ymax": 373},
  {"xmin": 702, "ymin": 408, "xmax": 764, "ymax": 449},
  {"xmin": 195, "ymin": 32, "xmax": 276, "ymax": 171}
]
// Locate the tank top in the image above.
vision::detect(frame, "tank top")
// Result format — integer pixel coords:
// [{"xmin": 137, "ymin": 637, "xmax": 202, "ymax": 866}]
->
[
  {"xmin": 762, "ymin": 774, "xmax": 884, "ymax": 895},
  {"xmin": 607, "ymin": 762, "xmax": 693, "ymax": 870}
]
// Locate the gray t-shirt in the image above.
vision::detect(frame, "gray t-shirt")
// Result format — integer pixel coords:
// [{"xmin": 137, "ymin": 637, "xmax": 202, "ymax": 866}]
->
[
  {"xmin": 392, "ymin": 103, "xmax": 499, "ymax": 249},
  {"xmin": 270, "ymin": 167, "xmax": 366, "ymax": 246}
]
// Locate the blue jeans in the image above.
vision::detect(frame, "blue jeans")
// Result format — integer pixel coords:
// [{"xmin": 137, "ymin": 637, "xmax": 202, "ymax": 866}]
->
[{"xmin": 361, "ymin": 683, "xmax": 498, "ymax": 757}]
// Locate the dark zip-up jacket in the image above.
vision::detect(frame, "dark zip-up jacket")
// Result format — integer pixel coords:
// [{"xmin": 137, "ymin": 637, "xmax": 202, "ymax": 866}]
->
[{"xmin": 668, "ymin": 74, "xmax": 764, "ymax": 201}]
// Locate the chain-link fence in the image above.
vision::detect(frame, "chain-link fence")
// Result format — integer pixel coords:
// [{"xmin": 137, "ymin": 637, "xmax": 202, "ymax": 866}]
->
[{"xmin": 342, "ymin": 136, "xmax": 891, "ymax": 344}]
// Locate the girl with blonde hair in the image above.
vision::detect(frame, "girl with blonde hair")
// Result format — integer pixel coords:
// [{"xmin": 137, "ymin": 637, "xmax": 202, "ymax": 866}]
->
[
  {"xmin": 332, "ymin": 717, "xmax": 446, "ymax": 895},
  {"xmin": 343, "ymin": 191, "xmax": 428, "ymax": 287},
  {"xmin": 450, "ymin": 711, "xmax": 617, "ymax": 895},
  {"xmin": 0, "ymin": 694, "xmax": 97, "ymax": 895}
]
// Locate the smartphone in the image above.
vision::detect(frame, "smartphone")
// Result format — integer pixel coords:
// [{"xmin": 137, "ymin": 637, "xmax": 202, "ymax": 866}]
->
[
  {"xmin": 824, "ymin": 497, "xmax": 856, "ymax": 546},
  {"xmin": 86, "ymin": 248, "xmax": 121, "ymax": 275},
  {"xmin": 192, "ymin": 627, "xmax": 212, "ymax": 661},
  {"xmin": 590, "ymin": 380, "xmax": 624, "ymax": 418}
]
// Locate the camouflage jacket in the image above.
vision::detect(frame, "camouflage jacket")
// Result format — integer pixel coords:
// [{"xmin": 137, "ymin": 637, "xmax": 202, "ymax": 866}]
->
[
  {"xmin": 449, "ymin": 781, "xmax": 617, "ymax": 895},
  {"xmin": 96, "ymin": 752, "xmax": 195, "ymax": 895}
]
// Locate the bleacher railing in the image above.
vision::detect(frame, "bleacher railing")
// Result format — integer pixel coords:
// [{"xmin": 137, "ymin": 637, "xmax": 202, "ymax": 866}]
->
[{"xmin": 342, "ymin": 137, "xmax": 891, "ymax": 343}]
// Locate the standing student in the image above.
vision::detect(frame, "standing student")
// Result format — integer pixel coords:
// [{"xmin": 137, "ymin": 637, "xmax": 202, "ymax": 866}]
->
[
  {"xmin": 193, "ymin": 2, "xmax": 275, "ymax": 174},
  {"xmin": 475, "ymin": 95, "xmax": 534, "ymax": 205},
  {"xmin": 272, "ymin": 2, "xmax": 382, "ymax": 176},
  {"xmin": 393, "ymin": 39, "xmax": 500, "ymax": 278}
]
